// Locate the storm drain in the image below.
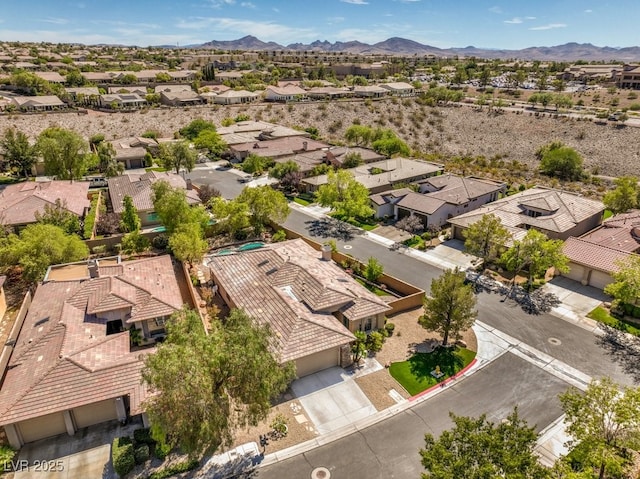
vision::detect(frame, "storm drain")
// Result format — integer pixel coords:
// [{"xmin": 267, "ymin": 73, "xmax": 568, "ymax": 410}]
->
[
  {"xmin": 548, "ymin": 337, "xmax": 562, "ymax": 346},
  {"xmin": 311, "ymin": 467, "xmax": 331, "ymax": 479}
]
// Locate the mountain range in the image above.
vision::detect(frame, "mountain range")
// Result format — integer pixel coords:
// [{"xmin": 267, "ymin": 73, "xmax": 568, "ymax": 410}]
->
[{"xmin": 193, "ymin": 36, "xmax": 640, "ymax": 62}]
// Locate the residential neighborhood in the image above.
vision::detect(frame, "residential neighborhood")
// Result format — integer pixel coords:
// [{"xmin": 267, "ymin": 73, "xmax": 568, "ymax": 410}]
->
[{"xmin": 0, "ymin": 31, "xmax": 640, "ymax": 479}]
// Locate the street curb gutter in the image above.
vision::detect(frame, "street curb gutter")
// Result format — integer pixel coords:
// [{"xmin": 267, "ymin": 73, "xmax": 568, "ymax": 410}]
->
[{"xmin": 409, "ymin": 358, "xmax": 478, "ymax": 402}]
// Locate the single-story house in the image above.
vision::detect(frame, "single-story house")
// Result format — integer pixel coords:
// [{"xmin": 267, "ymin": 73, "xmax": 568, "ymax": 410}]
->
[
  {"xmin": 99, "ymin": 93, "xmax": 147, "ymax": 110},
  {"xmin": 83, "ymin": 72, "xmax": 115, "ymax": 83},
  {"xmin": 324, "ymin": 147, "xmax": 386, "ymax": 168},
  {"xmin": 213, "ymin": 89, "xmax": 259, "ymax": 105},
  {"xmin": 449, "ymin": 187, "xmax": 605, "ymax": 242},
  {"xmin": 207, "ymin": 239, "xmax": 391, "ymax": 377},
  {"xmin": 562, "ymin": 210, "xmax": 640, "ymax": 289},
  {"xmin": 107, "ymin": 86, "xmax": 148, "ymax": 96},
  {"xmin": 302, "ymin": 157, "xmax": 444, "ymax": 194},
  {"xmin": 352, "ymin": 85, "xmax": 388, "ymax": 98},
  {"xmin": 33, "ymin": 71, "xmax": 66, "ymax": 84},
  {"xmin": 0, "ymin": 180, "xmax": 90, "ymax": 232},
  {"xmin": 264, "ymin": 85, "xmax": 308, "ymax": 102},
  {"xmin": 273, "ymin": 147, "xmax": 384, "ymax": 177},
  {"xmin": 108, "ymin": 171, "xmax": 200, "ymax": 226},
  {"xmin": 217, "ymin": 120, "xmax": 309, "ymax": 146},
  {"xmin": 307, "ymin": 86, "xmax": 354, "ymax": 100},
  {"xmin": 109, "ymin": 137, "xmax": 158, "ymax": 169},
  {"xmin": 154, "ymin": 84, "xmax": 193, "ymax": 94},
  {"xmin": 0, "ymin": 255, "xmax": 185, "ymax": 448},
  {"xmin": 230, "ymin": 137, "xmax": 329, "ymax": 162},
  {"xmin": 380, "ymin": 82, "xmax": 417, "ymax": 96},
  {"xmin": 64, "ymin": 86, "xmax": 100, "ymax": 105},
  {"xmin": 159, "ymin": 90, "xmax": 205, "ymax": 107},
  {"xmin": 371, "ymin": 175, "xmax": 506, "ymax": 228},
  {"xmin": 10, "ymin": 95, "xmax": 66, "ymax": 112}
]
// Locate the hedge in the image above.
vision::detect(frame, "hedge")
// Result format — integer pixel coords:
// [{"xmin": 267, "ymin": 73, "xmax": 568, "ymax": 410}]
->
[
  {"xmin": 147, "ymin": 459, "xmax": 199, "ymax": 479},
  {"xmin": 83, "ymin": 194, "xmax": 102, "ymax": 240},
  {"xmin": 112, "ymin": 436, "xmax": 135, "ymax": 477},
  {"xmin": 134, "ymin": 444, "xmax": 150, "ymax": 465},
  {"xmin": 133, "ymin": 427, "xmax": 156, "ymax": 445}
]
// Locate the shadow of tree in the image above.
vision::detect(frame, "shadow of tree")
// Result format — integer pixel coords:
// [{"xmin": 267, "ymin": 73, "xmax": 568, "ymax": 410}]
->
[
  {"xmin": 407, "ymin": 347, "xmax": 464, "ymax": 383},
  {"xmin": 304, "ymin": 218, "xmax": 360, "ymax": 241},
  {"xmin": 596, "ymin": 325, "xmax": 640, "ymax": 384}
]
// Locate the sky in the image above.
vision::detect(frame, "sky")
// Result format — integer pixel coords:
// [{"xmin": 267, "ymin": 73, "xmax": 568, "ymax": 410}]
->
[{"xmin": 0, "ymin": 0, "xmax": 636, "ymax": 50}]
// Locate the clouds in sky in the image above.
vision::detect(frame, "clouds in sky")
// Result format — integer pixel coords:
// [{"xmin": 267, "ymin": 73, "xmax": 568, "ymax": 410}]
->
[
  {"xmin": 341, "ymin": 0, "xmax": 369, "ymax": 4},
  {"xmin": 529, "ymin": 23, "xmax": 567, "ymax": 31}
]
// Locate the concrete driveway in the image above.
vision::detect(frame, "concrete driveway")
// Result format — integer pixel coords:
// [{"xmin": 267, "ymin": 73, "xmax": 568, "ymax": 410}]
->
[
  {"xmin": 292, "ymin": 364, "xmax": 379, "ymax": 435},
  {"xmin": 544, "ymin": 276, "xmax": 608, "ymax": 329}
]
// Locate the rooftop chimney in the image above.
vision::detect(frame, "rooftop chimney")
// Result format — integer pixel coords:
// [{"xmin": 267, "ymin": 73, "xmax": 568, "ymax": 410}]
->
[
  {"xmin": 88, "ymin": 259, "xmax": 99, "ymax": 279},
  {"xmin": 320, "ymin": 244, "xmax": 332, "ymax": 261},
  {"xmin": 302, "ymin": 141, "xmax": 308, "ymax": 151}
]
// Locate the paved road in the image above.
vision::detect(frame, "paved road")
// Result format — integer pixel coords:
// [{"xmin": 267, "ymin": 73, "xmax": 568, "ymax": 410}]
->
[
  {"xmin": 185, "ymin": 164, "xmax": 248, "ymax": 199},
  {"xmin": 283, "ymin": 207, "xmax": 639, "ymax": 387},
  {"xmin": 259, "ymin": 353, "xmax": 571, "ymax": 479}
]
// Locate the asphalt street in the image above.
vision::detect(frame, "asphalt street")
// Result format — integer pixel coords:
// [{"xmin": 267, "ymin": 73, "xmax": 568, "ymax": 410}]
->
[
  {"xmin": 258, "ymin": 353, "xmax": 571, "ymax": 479},
  {"xmin": 185, "ymin": 163, "xmax": 248, "ymax": 199},
  {"xmin": 283, "ymin": 207, "xmax": 639, "ymax": 386}
]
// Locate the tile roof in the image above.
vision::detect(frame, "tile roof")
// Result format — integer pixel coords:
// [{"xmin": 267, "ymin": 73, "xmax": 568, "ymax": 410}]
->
[
  {"xmin": 208, "ymin": 239, "xmax": 390, "ymax": 363},
  {"xmin": 563, "ymin": 237, "xmax": 632, "ymax": 273},
  {"xmin": 449, "ymin": 187, "xmax": 604, "ymax": 240},
  {"xmin": 0, "ymin": 255, "xmax": 184, "ymax": 425},
  {"xmin": 0, "ymin": 181, "xmax": 90, "ymax": 226},
  {"xmin": 396, "ymin": 192, "xmax": 446, "ymax": 215},
  {"xmin": 108, "ymin": 172, "xmax": 200, "ymax": 213},
  {"xmin": 419, "ymin": 175, "xmax": 506, "ymax": 204}
]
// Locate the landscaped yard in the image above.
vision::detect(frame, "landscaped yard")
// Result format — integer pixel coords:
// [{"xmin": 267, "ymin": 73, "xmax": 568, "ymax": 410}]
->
[
  {"xmin": 588, "ymin": 306, "xmax": 640, "ymax": 337},
  {"xmin": 389, "ymin": 347, "xmax": 476, "ymax": 396},
  {"xmin": 354, "ymin": 277, "xmax": 388, "ymax": 296}
]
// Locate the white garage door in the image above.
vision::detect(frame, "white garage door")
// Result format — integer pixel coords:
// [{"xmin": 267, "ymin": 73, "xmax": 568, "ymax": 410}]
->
[
  {"xmin": 564, "ymin": 262, "xmax": 585, "ymax": 283},
  {"xmin": 590, "ymin": 270, "xmax": 613, "ymax": 290},
  {"xmin": 73, "ymin": 398, "xmax": 118, "ymax": 429},
  {"xmin": 18, "ymin": 412, "xmax": 66, "ymax": 443},
  {"xmin": 295, "ymin": 348, "xmax": 339, "ymax": 377}
]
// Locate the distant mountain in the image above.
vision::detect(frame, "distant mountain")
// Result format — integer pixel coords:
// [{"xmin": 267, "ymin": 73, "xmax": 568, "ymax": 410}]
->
[{"xmin": 189, "ymin": 37, "xmax": 640, "ymax": 61}]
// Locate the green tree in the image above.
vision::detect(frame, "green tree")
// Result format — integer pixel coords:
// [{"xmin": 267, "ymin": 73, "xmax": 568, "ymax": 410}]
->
[
  {"xmin": 192, "ymin": 129, "xmax": 227, "ymax": 158},
  {"xmin": 121, "ymin": 230, "xmax": 150, "ymax": 254},
  {"xmin": 155, "ymin": 72, "xmax": 172, "ymax": 83},
  {"xmin": 168, "ymin": 222, "xmax": 208, "ymax": 265},
  {"xmin": 34, "ymin": 198, "xmax": 80, "ymax": 235},
  {"xmin": 419, "ymin": 268, "xmax": 477, "ymax": 346},
  {"xmin": 151, "ymin": 181, "xmax": 209, "ymax": 235},
  {"xmin": 0, "ymin": 128, "xmax": 38, "ymax": 178},
  {"xmin": 345, "ymin": 125, "xmax": 373, "ymax": 146},
  {"xmin": 269, "ymin": 160, "xmax": 300, "ymax": 180},
  {"xmin": 315, "ymin": 169, "xmax": 374, "ymax": 221},
  {"xmin": 351, "ymin": 330, "xmax": 368, "ymax": 363},
  {"xmin": 501, "ymin": 229, "xmax": 569, "ymax": 290},
  {"xmin": 559, "ymin": 377, "xmax": 640, "ymax": 479},
  {"xmin": 236, "ymin": 186, "xmax": 289, "ymax": 234},
  {"xmin": 553, "ymin": 94, "xmax": 573, "ymax": 110},
  {"xmin": 0, "ymin": 224, "xmax": 89, "ymax": 282},
  {"xmin": 120, "ymin": 195, "xmax": 141, "ymax": 233},
  {"xmin": 142, "ymin": 308, "xmax": 295, "ymax": 456},
  {"xmin": 119, "ymin": 73, "xmax": 137, "ymax": 85},
  {"xmin": 37, "ymin": 127, "xmax": 92, "ymax": 180},
  {"xmin": 463, "ymin": 214, "xmax": 512, "ymax": 267},
  {"xmin": 342, "ymin": 152, "xmax": 364, "ymax": 168},
  {"xmin": 240, "ymin": 154, "xmax": 272, "ymax": 175},
  {"xmin": 178, "ymin": 118, "xmax": 217, "ymax": 140},
  {"xmin": 96, "ymin": 141, "xmax": 123, "ymax": 177},
  {"xmin": 538, "ymin": 142, "xmax": 584, "ymax": 181},
  {"xmin": 363, "ymin": 257, "xmax": 384, "ymax": 283},
  {"xmin": 65, "ymin": 70, "xmax": 86, "ymax": 87},
  {"xmin": 371, "ymin": 135, "xmax": 410, "ymax": 157},
  {"xmin": 604, "ymin": 255, "xmax": 640, "ymax": 310},
  {"xmin": 210, "ymin": 197, "xmax": 250, "ymax": 238},
  {"xmin": 420, "ymin": 408, "xmax": 549, "ymax": 479},
  {"xmin": 603, "ymin": 176, "xmax": 639, "ymax": 214},
  {"xmin": 158, "ymin": 141, "xmax": 196, "ymax": 175}
]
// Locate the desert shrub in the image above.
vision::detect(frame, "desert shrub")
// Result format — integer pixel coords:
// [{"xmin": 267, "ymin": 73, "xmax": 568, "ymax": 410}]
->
[
  {"xmin": 134, "ymin": 444, "xmax": 150, "ymax": 465},
  {"xmin": 385, "ymin": 322, "xmax": 395, "ymax": 335},
  {"xmin": 629, "ymin": 103, "xmax": 640, "ymax": 111},
  {"xmin": 112, "ymin": 437, "xmax": 135, "ymax": 477},
  {"xmin": 153, "ymin": 441, "xmax": 171, "ymax": 461},
  {"xmin": 148, "ymin": 459, "xmax": 199, "ymax": 479},
  {"xmin": 272, "ymin": 229, "xmax": 287, "ymax": 242},
  {"xmin": 366, "ymin": 331, "xmax": 385, "ymax": 353}
]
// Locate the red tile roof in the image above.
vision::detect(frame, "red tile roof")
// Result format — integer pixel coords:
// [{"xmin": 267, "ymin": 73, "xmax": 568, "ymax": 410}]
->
[
  {"xmin": 563, "ymin": 237, "xmax": 632, "ymax": 273},
  {"xmin": 108, "ymin": 172, "xmax": 200, "ymax": 213},
  {"xmin": 0, "ymin": 255, "xmax": 184, "ymax": 425}
]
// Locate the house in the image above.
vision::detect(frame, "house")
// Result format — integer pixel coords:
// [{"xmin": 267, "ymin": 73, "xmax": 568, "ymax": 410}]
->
[
  {"xmin": 82, "ymin": 72, "xmax": 114, "ymax": 83},
  {"xmin": 380, "ymin": 82, "xmax": 417, "ymax": 96},
  {"xmin": 324, "ymin": 147, "xmax": 387, "ymax": 168},
  {"xmin": 64, "ymin": 86, "xmax": 100, "ymax": 105},
  {"xmin": 33, "ymin": 71, "xmax": 66, "ymax": 84},
  {"xmin": 371, "ymin": 175, "xmax": 506, "ymax": 228},
  {"xmin": 0, "ymin": 181, "xmax": 90, "ymax": 231},
  {"xmin": 617, "ymin": 64, "xmax": 640, "ymax": 90},
  {"xmin": 449, "ymin": 187, "xmax": 605, "ymax": 242},
  {"xmin": 159, "ymin": 90, "xmax": 205, "ymax": 107},
  {"xmin": 229, "ymin": 137, "xmax": 329, "ymax": 162},
  {"xmin": 307, "ymin": 86, "xmax": 354, "ymax": 100},
  {"xmin": 273, "ymin": 147, "xmax": 384, "ymax": 177},
  {"xmin": 107, "ymin": 86, "xmax": 148, "ymax": 96},
  {"xmin": 562, "ymin": 210, "xmax": 640, "ymax": 289},
  {"xmin": 207, "ymin": 239, "xmax": 391, "ymax": 376},
  {"xmin": 0, "ymin": 255, "xmax": 185, "ymax": 448},
  {"xmin": 352, "ymin": 85, "xmax": 388, "ymax": 98},
  {"xmin": 109, "ymin": 137, "xmax": 158, "ymax": 169},
  {"xmin": 302, "ymin": 157, "xmax": 444, "ymax": 194},
  {"xmin": 99, "ymin": 93, "xmax": 147, "ymax": 110},
  {"xmin": 213, "ymin": 89, "xmax": 259, "ymax": 105},
  {"xmin": 154, "ymin": 84, "xmax": 193, "ymax": 94},
  {"xmin": 10, "ymin": 95, "xmax": 66, "ymax": 112},
  {"xmin": 264, "ymin": 85, "xmax": 307, "ymax": 102},
  {"xmin": 107, "ymin": 171, "xmax": 200, "ymax": 226},
  {"xmin": 217, "ymin": 120, "xmax": 309, "ymax": 146}
]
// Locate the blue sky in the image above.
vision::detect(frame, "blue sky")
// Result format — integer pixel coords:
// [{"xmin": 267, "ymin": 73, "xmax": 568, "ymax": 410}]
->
[{"xmin": 0, "ymin": 1, "xmax": 636, "ymax": 49}]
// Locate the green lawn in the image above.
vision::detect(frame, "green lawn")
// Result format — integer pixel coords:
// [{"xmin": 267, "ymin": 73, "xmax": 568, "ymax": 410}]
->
[
  {"xmin": 389, "ymin": 347, "xmax": 476, "ymax": 396},
  {"xmin": 587, "ymin": 306, "xmax": 640, "ymax": 337},
  {"xmin": 329, "ymin": 213, "xmax": 378, "ymax": 231},
  {"xmin": 145, "ymin": 167, "xmax": 168, "ymax": 172},
  {"xmin": 293, "ymin": 197, "xmax": 311, "ymax": 206}
]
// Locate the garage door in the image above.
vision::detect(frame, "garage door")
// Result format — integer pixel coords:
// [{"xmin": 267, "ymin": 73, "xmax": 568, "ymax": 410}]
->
[
  {"xmin": 590, "ymin": 270, "xmax": 613, "ymax": 290},
  {"xmin": 564, "ymin": 262, "xmax": 585, "ymax": 283},
  {"xmin": 73, "ymin": 398, "xmax": 118, "ymax": 429},
  {"xmin": 18, "ymin": 412, "xmax": 66, "ymax": 443},
  {"xmin": 295, "ymin": 348, "xmax": 339, "ymax": 377},
  {"xmin": 453, "ymin": 226, "xmax": 466, "ymax": 241}
]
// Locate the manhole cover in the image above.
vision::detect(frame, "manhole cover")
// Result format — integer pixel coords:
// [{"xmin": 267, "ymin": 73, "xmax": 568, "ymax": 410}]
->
[
  {"xmin": 311, "ymin": 467, "xmax": 331, "ymax": 479},
  {"xmin": 548, "ymin": 337, "xmax": 562, "ymax": 346},
  {"xmin": 343, "ymin": 245, "xmax": 352, "ymax": 250}
]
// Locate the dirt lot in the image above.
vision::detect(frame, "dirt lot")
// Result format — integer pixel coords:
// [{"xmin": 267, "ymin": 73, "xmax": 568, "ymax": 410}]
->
[{"xmin": 2, "ymin": 95, "xmax": 637, "ymax": 179}]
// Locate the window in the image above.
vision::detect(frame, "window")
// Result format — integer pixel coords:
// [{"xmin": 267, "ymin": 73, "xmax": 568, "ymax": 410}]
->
[
  {"xmin": 364, "ymin": 317, "xmax": 373, "ymax": 332},
  {"xmin": 155, "ymin": 317, "xmax": 167, "ymax": 327}
]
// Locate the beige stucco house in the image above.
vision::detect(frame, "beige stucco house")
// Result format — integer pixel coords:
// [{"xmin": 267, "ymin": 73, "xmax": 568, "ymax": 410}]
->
[{"xmin": 207, "ymin": 239, "xmax": 391, "ymax": 377}]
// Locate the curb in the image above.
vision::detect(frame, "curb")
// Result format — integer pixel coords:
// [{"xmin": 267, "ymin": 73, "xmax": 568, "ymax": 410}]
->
[{"xmin": 409, "ymin": 358, "xmax": 478, "ymax": 401}]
